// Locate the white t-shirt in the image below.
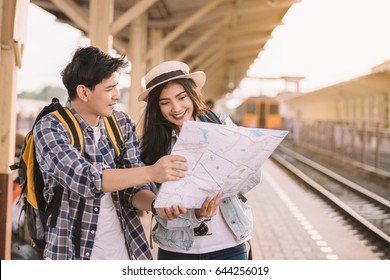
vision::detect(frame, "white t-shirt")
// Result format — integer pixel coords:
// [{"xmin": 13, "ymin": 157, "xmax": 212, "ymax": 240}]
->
[{"xmin": 89, "ymin": 125, "xmax": 129, "ymax": 260}]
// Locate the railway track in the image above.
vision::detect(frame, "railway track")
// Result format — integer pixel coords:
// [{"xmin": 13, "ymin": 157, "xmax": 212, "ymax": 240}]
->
[{"xmin": 271, "ymin": 145, "xmax": 390, "ymax": 259}]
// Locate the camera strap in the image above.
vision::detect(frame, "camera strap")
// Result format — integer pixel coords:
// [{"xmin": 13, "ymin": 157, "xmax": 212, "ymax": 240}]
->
[{"xmin": 247, "ymin": 240, "xmax": 253, "ymax": 260}]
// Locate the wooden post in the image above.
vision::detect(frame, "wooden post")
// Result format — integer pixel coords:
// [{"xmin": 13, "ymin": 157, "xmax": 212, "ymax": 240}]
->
[
  {"xmin": 374, "ymin": 122, "xmax": 381, "ymax": 168},
  {"xmin": 350, "ymin": 122, "xmax": 355, "ymax": 159},
  {"xmin": 149, "ymin": 28, "xmax": 164, "ymax": 67},
  {"xmin": 128, "ymin": 5, "xmax": 147, "ymax": 122},
  {"xmin": 89, "ymin": 0, "xmax": 113, "ymax": 52},
  {"xmin": 361, "ymin": 121, "xmax": 366, "ymax": 164},
  {"xmin": 0, "ymin": 0, "xmax": 17, "ymax": 260}
]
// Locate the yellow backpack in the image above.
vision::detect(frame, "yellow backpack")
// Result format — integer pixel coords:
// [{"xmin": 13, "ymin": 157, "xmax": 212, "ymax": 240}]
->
[{"xmin": 10, "ymin": 98, "xmax": 125, "ymax": 257}]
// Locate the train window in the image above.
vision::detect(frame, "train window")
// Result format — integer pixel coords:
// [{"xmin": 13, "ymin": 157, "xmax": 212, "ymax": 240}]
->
[
  {"xmin": 247, "ymin": 103, "xmax": 256, "ymax": 114},
  {"xmin": 269, "ymin": 103, "xmax": 279, "ymax": 115}
]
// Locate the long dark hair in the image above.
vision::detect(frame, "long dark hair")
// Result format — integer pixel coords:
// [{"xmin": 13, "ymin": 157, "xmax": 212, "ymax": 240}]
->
[{"xmin": 140, "ymin": 78, "xmax": 207, "ymax": 165}]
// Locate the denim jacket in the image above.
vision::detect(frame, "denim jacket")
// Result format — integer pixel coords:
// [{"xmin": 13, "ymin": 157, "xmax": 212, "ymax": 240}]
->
[{"xmin": 152, "ymin": 113, "xmax": 261, "ymax": 251}]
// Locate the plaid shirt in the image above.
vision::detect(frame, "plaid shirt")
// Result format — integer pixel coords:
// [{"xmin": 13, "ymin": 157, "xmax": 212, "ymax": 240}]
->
[{"xmin": 34, "ymin": 101, "xmax": 152, "ymax": 260}]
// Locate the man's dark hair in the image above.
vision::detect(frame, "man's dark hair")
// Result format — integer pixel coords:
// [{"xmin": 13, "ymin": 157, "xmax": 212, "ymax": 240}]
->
[{"xmin": 61, "ymin": 46, "xmax": 128, "ymax": 100}]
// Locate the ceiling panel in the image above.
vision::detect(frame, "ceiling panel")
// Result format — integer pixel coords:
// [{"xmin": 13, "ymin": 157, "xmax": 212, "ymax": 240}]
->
[{"xmin": 31, "ymin": 0, "xmax": 297, "ymax": 100}]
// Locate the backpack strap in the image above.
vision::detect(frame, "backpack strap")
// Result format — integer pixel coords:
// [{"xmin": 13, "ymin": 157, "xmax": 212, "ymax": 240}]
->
[
  {"xmin": 103, "ymin": 115, "xmax": 126, "ymax": 168},
  {"xmin": 198, "ymin": 109, "xmax": 222, "ymax": 124},
  {"xmin": 50, "ymin": 98, "xmax": 85, "ymax": 257},
  {"xmin": 32, "ymin": 98, "xmax": 60, "ymax": 126},
  {"xmin": 52, "ymin": 100, "xmax": 83, "ymax": 154},
  {"xmin": 47, "ymin": 186, "xmax": 64, "ymax": 228},
  {"xmin": 73, "ymin": 197, "xmax": 85, "ymax": 259}
]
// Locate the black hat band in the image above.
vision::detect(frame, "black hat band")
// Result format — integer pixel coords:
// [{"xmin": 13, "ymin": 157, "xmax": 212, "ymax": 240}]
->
[{"xmin": 146, "ymin": 70, "xmax": 187, "ymax": 89}]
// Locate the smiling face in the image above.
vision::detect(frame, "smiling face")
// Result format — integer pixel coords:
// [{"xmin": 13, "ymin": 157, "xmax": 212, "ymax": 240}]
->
[
  {"xmin": 87, "ymin": 72, "xmax": 120, "ymax": 118},
  {"xmin": 73, "ymin": 72, "xmax": 121, "ymax": 126},
  {"xmin": 159, "ymin": 82, "xmax": 194, "ymax": 129}
]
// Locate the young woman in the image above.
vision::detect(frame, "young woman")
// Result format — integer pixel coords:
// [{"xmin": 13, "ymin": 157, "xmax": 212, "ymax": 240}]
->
[{"xmin": 139, "ymin": 61, "xmax": 261, "ymax": 260}]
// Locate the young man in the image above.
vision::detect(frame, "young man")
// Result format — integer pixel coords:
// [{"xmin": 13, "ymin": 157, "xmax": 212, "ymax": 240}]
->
[{"xmin": 34, "ymin": 46, "xmax": 187, "ymax": 260}]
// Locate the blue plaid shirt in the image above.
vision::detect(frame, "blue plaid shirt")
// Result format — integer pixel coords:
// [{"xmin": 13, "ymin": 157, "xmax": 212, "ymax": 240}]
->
[{"xmin": 34, "ymin": 101, "xmax": 152, "ymax": 260}]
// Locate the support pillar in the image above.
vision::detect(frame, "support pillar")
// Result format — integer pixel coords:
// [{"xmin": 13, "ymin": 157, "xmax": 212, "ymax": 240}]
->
[
  {"xmin": 0, "ymin": 0, "xmax": 17, "ymax": 260},
  {"xmin": 149, "ymin": 28, "xmax": 164, "ymax": 68},
  {"xmin": 128, "ymin": 7, "xmax": 147, "ymax": 122},
  {"xmin": 89, "ymin": 0, "xmax": 113, "ymax": 52}
]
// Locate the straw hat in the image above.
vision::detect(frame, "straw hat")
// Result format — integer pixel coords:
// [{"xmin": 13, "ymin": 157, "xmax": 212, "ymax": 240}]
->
[{"xmin": 138, "ymin": 61, "xmax": 206, "ymax": 102}]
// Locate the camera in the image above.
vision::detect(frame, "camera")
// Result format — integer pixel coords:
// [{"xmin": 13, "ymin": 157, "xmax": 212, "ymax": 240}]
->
[{"xmin": 194, "ymin": 219, "xmax": 212, "ymax": 236}]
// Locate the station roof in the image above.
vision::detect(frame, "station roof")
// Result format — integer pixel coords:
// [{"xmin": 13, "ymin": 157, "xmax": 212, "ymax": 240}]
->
[
  {"xmin": 283, "ymin": 70, "xmax": 390, "ymax": 104},
  {"xmin": 30, "ymin": 0, "xmax": 297, "ymax": 100}
]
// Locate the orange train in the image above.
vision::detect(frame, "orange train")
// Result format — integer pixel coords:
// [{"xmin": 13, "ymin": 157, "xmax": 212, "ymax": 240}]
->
[{"xmin": 234, "ymin": 96, "xmax": 281, "ymax": 129}]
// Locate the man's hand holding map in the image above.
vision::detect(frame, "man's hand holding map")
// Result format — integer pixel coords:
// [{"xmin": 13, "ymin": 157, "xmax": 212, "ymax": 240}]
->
[{"xmin": 154, "ymin": 121, "xmax": 289, "ymax": 208}]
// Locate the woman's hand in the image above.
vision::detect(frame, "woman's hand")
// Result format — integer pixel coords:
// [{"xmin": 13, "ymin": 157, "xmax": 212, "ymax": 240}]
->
[
  {"xmin": 156, "ymin": 205, "xmax": 187, "ymax": 220},
  {"xmin": 151, "ymin": 155, "xmax": 187, "ymax": 183},
  {"xmin": 195, "ymin": 192, "xmax": 222, "ymax": 218}
]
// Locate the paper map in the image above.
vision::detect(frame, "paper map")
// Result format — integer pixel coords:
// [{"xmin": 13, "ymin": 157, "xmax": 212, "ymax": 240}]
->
[{"xmin": 154, "ymin": 121, "xmax": 289, "ymax": 208}]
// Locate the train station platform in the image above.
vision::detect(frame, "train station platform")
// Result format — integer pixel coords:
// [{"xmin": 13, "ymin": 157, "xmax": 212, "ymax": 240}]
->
[
  {"xmin": 142, "ymin": 159, "xmax": 380, "ymax": 260},
  {"xmin": 246, "ymin": 159, "xmax": 379, "ymax": 260}
]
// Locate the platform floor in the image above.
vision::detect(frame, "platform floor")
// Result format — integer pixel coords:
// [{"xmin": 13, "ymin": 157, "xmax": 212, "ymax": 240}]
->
[
  {"xmin": 248, "ymin": 159, "xmax": 379, "ymax": 260},
  {"xmin": 141, "ymin": 159, "xmax": 379, "ymax": 260}
]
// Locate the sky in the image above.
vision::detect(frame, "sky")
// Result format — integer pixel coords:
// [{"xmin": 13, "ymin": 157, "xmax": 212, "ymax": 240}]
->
[
  {"xmin": 234, "ymin": 0, "xmax": 390, "ymax": 100},
  {"xmin": 17, "ymin": 0, "xmax": 390, "ymax": 105},
  {"xmin": 17, "ymin": 5, "xmax": 87, "ymax": 92}
]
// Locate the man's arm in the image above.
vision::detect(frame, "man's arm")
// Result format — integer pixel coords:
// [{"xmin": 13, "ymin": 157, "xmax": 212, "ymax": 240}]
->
[{"xmin": 101, "ymin": 154, "xmax": 187, "ymax": 192}]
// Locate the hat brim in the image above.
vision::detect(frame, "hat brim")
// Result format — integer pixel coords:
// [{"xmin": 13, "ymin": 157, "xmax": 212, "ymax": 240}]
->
[{"xmin": 138, "ymin": 71, "xmax": 206, "ymax": 102}]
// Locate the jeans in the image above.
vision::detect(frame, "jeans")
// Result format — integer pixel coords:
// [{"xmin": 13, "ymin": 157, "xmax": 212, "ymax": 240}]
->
[{"xmin": 157, "ymin": 243, "xmax": 247, "ymax": 260}]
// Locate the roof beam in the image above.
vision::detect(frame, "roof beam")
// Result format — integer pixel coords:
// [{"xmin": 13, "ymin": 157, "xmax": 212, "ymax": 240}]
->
[
  {"xmin": 50, "ymin": 0, "xmax": 88, "ymax": 32},
  {"xmin": 189, "ymin": 39, "xmax": 225, "ymax": 70},
  {"xmin": 145, "ymin": 0, "xmax": 224, "ymax": 60},
  {"xmin": 229, "ymin": 21, "xmax": 282, "ymax": 35},
  {"xmin": 229, "ymin": 32, "xmax": 271, "ymax": 41},
  {"xmin": 204, "ymin": 61, "xmax": 227, "ymax": 98},
  {"xmin": 238, "ymin": 0, "xmax": 299, "ymax": 15},
  {"xmin": 197, "ymin": 48, "xmax": 226, "ymax": 74},
  {"xmin": 174, "ymin": 17, "xmax": 229, "ymax": 61},
  {"xmin": 229, "ymin": 49, "xmax": 260, "ymax": 60},
  {"xmin": 227, "ymin": 36, "xmax": 269, "ymax": 49},
  {"xmin": 111, "ymin": 0, "xmax": 158, "ymax": 35}
]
